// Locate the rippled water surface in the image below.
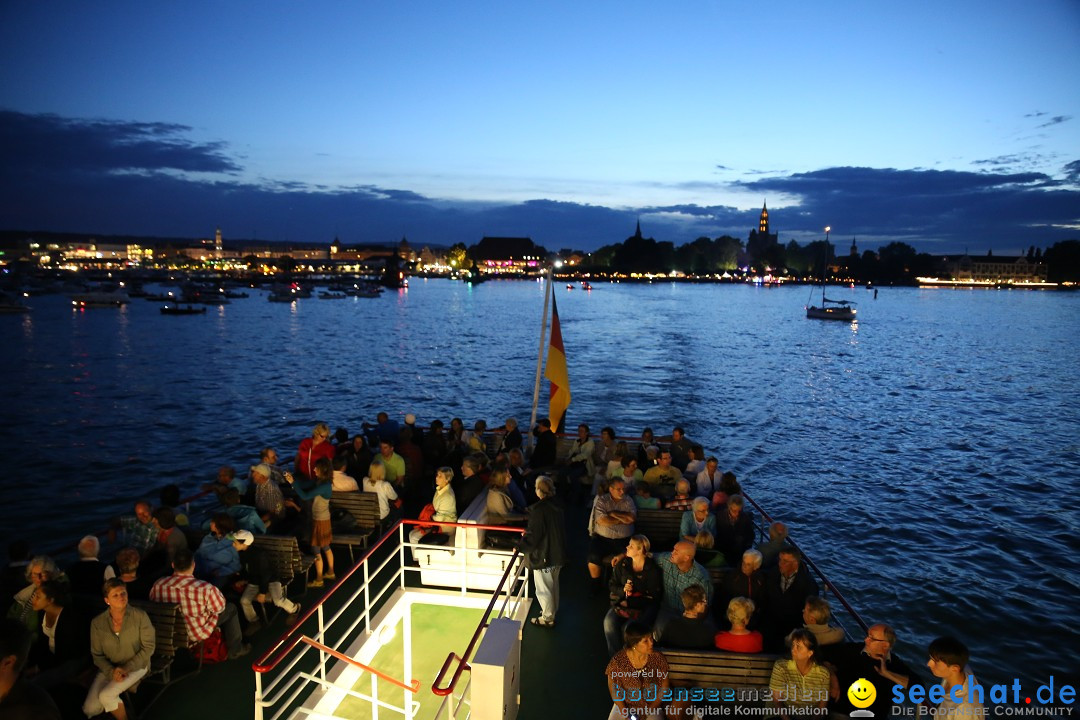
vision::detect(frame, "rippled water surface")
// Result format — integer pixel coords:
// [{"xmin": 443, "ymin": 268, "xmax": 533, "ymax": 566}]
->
[{"xmin": 2, "ymin": 280, "xmax": 1078, "ymax": 684}]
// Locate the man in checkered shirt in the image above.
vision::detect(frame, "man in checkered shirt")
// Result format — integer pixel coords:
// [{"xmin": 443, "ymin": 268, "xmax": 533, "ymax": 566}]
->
[{"xmin": 149, "ymin": 548, "xmax": 250, "ymax": 659}]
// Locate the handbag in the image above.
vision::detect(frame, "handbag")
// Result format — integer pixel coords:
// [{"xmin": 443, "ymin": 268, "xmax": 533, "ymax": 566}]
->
[{"xmin": 196, "ymin": 627, "xmax": 228, "ymax": 664}]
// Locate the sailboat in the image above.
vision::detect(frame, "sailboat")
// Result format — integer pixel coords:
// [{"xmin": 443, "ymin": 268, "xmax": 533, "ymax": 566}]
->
[{"xmin": 806, "ymin": 226, "xmax": 856, "ymax": 321}]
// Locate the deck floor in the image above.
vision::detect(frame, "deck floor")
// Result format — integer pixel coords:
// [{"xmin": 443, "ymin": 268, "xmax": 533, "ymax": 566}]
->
[{"xmin": 132, "ymin": 502, "xmax": 612, "ymax": 720}]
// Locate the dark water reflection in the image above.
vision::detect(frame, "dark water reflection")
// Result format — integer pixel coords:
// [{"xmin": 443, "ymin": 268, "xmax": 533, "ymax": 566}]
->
[{"xmin": 2, "ymin": 280, "xmax": 1078, "ymax": 685}]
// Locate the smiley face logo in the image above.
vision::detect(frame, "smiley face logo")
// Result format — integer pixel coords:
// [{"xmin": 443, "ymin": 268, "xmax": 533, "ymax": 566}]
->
[{"xmin": 847, "ymin": 678, "xmax": 877, "ymax": 709}]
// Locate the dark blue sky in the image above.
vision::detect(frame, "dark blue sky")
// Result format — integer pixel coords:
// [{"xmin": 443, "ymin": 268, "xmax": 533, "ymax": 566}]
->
[{"xmin": 1, "ymin": 3, "xmax": 1078, "ymax": 252}]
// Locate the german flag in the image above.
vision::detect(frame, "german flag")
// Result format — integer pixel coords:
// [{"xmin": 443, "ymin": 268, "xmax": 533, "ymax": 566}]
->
[{"xmin": 545, "ymin": 292, "xmax": 571, "ymax": 432}]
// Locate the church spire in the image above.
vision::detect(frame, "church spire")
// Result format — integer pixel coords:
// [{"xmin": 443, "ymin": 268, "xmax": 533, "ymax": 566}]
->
[
  {"xmin": 759, "ymin": 200, "xmax": 769, "ymax": 235},
  {"xmin": 635, "ymin": 219, "xmax": 642, "ymax": 239}
]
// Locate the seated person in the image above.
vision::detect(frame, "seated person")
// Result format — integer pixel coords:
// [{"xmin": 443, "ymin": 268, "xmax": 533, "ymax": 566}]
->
[
  {"xmin": 657, "ymin": 584, "xmax": 716, "ymax": 649},
  {"xmin": 486, "ymin": 469, "xmax": 525, "ymax": 524},
  {"xmin": 664, "ymin": 479, "xmax": 694, "ymax": 511},
  {"xmin": 769, "ymin": 629, "xmax": 830, "ymax": 716},
  {"xmin": 25, "ymin": 580, "xmax": 90, "ymax": 689},
  {"xmin": 205, "ymin": 489, "xmax": 266, "ymax": 535},
  {"xmin": 194, "ymin": 514, "xmax": 241, "ymax": 588},
  {"xmin": 680, "ymin": 497, "xmax": 717, "ymax": 542},
  {"xmin": 756, "ymin": 521, "xmax": 789, "ymax": 570},
  {"xmin": 110, "ymin": 548, "xmax": 155, "ymax": 601},
  {"xmin": 721, "ymin": 549, "xmax": 767, "ymax": 623},
  {"xmin": 715, "ymin": 494, "xmax": 754, "ymax": 566},
  {"xmin": 641, "ymin": 449, "xmax": 682, "ymax": 497},
  {"xmin": 632, "ymin": 483, "xmax": 661, "ymax": 510},
  {"xmin": 66, "ymin": 535, "xmax": 110, "ymax": 602},
  {"xmin": 331, "ymin": 455, "xmax": 360, "ymax": 492},
  {"xmin": 762, "ymin": 548, "xmax": 819, "ymax": 651},
  {"xmin": 692, "ymin": 531, "xmax": 726, "ymax": 568},
  {"xmin": 84, "ymin": 579, "xmax": 154, "ymax": 720},
  {"xmin": 604, "ymin": 535, "xmax": 662, "ymax": 656},
  {"xmin": 0, "ymin": 617, "xmax": 62, "ymax": 719},
  {"xmin": 683, "ymin": 445, "xmax": 706, "ymax": 480},
  {"xmin": 926, "ymin": 636, "xmax": 984, "ymax": 718},
  {"xmin": 204, "ymin": 465, "xmax": 247, "ymax": 499},
  {"xmin": 7, "ymin": 556, "xmax": 69, "ymax": 637},
  {"xmin": 715, "ymin": 597, "xmax": 763, "ymax": 653},
  {"xmin": 800, "ymin": 596, "xmax": 844, "ymax": 646},
  {"xmin": 363, "ymin": 462, "xmax": 401, "ymax": 523},
  {"xmin": 613, "ymin": 455, "xmax": 643, "ymax": 491},
  {"xmin": 712, "ymin": 471, "xmax": 742, "ymax": 510},
  {"xmin": 695, "ymin": 456, "xmax": 724, "ymax": 499}
]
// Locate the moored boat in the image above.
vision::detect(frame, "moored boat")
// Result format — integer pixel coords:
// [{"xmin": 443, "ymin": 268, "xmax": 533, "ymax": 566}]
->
[
  {"xmin": 70, "ymin": 286, "xmax": 130, "ymax": 307},
  {"xmin": 0, "ymin": 290, "xmax": 31, "ymax": 313},
  {"xmin": 160, "ymin": 304, "xmax": 207, "ymax": 315}
]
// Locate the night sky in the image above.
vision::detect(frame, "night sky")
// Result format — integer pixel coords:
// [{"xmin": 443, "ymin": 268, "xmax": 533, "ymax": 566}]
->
[{"xmin": 2, "ymin": 1, "xmax": 1078, "ymax": 252}]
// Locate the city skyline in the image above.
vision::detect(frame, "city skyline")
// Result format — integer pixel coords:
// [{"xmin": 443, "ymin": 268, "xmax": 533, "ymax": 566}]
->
[{"xmin": 2, "ymin": 1, "xmax": 1078, "ymax": 252}]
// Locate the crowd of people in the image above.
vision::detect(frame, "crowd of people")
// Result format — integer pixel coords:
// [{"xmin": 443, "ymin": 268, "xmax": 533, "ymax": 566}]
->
[{"xmin": 0, "ymin": 415, "xmax": 984, "ymax": 720}]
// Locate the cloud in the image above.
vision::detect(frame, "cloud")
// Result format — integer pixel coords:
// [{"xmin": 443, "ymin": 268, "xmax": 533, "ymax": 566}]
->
[
  {"xmin": 1037, "ymin": 115, "xmax": 1071, "ymax": 128},
  {"xmin": 1, "ymin": 110, "xmax": 1078, "ymax": 253},
  {"xmin": 0, "ymin": 110, "xmax": 241, "ymax": 175}
]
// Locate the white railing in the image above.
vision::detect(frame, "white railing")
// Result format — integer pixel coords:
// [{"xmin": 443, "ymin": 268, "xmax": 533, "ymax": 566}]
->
[{"xmin": 252, "ymin": 519, "xmax": 529, "ymax": 720}]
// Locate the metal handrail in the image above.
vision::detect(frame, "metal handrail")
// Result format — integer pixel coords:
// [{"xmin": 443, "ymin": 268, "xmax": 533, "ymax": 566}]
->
[
  {"xmin": 740, "ymin": 491, "xmax": 870, "ymax": 637},
  {"xmin": 253, "ymin": 517, "xmax": 526, "ymax": 674},
  {"xmin": 298, "ymin": 635, "xmax": 420, "ymax": 693},
  {"xmin": 430, "ymin": 546, "xmax": 524, "ymax": 697}
]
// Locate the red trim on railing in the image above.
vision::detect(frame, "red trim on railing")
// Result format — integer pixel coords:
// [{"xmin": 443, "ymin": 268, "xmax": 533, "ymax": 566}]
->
[
  {"xmin": 431, "ymin": 546, "xmax": 523, "ymax": 697},
  {"xmin": 298, "ymin": 636, "xmax": 420, "ymax": 693},
  {"xmin": 252, "ymin": 518, "xmax": 526, "ymax": 674}
]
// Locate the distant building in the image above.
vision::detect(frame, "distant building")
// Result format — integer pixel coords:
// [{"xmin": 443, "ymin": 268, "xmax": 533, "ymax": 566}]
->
[
  {"xmin": 746, "ymin": 200, "xmax": 779, "ymax": 267},
  {"xmin": 932, "ymin": 253, "xmax": 1048, "ymax": 283},
  {"xmin": 469, "ymin": 236, "xmax": 544, "ymax": 274}
]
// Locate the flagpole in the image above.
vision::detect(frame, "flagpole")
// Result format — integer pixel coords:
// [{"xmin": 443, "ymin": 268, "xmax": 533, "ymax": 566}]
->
[{"xmin": 528, "ymin": 264, "xmax": 554, "ymax": 453}]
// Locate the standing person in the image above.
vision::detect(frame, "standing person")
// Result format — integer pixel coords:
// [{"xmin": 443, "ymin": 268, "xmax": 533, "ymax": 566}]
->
[
  {"xmin": 606, "ymin": 621, "xmax": 669, "ymax": 720},
  {"xmin": 529, "ymin": 418, "xmax": 557, "ymax": 472},
  {"xmin": 520, "ymin": 477, "xmax": 565, "ymax": 628},
  {"xmin": 296, "ymin": 422, "xmax": 335, "ymax": 480},
  {"xmin": 84, "ymin": 579, "xmax": 154, "ymax": 720},
  {"xmin": 286, "ymin": 458, "xmax": 335, "ymax": 588},
  {"xmin": 768, "ymin": 629, "xmax": 829, "ymax": 718}
]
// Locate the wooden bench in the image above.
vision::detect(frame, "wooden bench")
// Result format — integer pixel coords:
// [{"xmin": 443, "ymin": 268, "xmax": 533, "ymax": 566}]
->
[
  {"xmin": 329, "ymin": 490, "xmax": 381, "ymax": 562},
  {"xmin": 252, "ymin": 534, "xmax": 314, "ymax": 592},
  {"xmin": 129, "ymin": 599, "xmax": 193, "ymax": 711},
  {"xmin": 659, "ymin": 648, "xmax": 779, "ymax": 706},
  {"xmin": 634, "ymin": 508, "xmax": 686, "ymax": 551}
]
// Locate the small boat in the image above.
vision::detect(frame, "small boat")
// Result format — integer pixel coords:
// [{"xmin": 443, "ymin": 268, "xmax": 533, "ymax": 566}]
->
[
  {"xmin": 566, "ymin": 283, "xmax": 575, "ymax": 290},
  {"xmin": 582, "ymin": 281, "xmax": 593, "ymax": 291},
  {"xmin": 806, "ymin": 226, "xmax": 856, "ymax": 322},
  {"xmin": 0, "ymin": 291, "xmax": 31, "ymax": 313},
  {"xmin": 160, "ymin": 304, "xmax": 207, "ymax": 315},
  {"xmin": 222, "ymin": 290, "xmax": 249, "ymax": 299},
  {"xmin": 70, "ymin": 287, "xmax": 130, "ymax": 307},
  {"xmin": 318, "ymin": 291, "xmax": 347, "ymax": 299},
  {"xmin": 268, "ymin": 292, "xmax": 297, "ymax": 303},
  {"xmin": 143, "ymin": 292, "xmax": 176, "ymax": 302}
]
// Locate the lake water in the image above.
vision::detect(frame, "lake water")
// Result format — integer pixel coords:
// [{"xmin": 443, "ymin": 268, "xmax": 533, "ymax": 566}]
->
[{"xmin": 1, "ymin": 279, "xmax": 1078, "ymax": 686}]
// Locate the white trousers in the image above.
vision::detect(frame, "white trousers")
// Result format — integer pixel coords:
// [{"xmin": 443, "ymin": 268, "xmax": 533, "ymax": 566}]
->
[
  {"xmin": 83, "ymin": 666, "xmax": 148, "ymax": 716},
  {"xmin": 532, "ymin": 565, "xmax": 562, "ymax": 621},
  {"xmin": 240, "ymin": 581, "xmax": 297, "ymax": 621}
]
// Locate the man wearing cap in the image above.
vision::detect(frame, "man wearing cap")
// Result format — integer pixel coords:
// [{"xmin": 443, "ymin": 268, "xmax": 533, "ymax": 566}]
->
[
  {"xmin": 233, "ymin": 531, "xmax": 300, "ymax": 637},
  {"xmin": 402, "ymin": 413, "xmax": 424, "ymax": 445},
  {"xmin": 246, "ymin": 463, "xmax": 299, "ymax": 532}
]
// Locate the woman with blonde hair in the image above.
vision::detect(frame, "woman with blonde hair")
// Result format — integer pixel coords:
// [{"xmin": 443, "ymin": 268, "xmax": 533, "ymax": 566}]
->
[
  {"xmin": 714, "ymin": 596, "xmax": 763, "ymax": 653},
  {"xmin": 604, "ymin": 534, "xmax": 662, "ymax": 656},
  {"xmin": 296, "ymin": 422, "xmax": 335, "ymax": 480}
]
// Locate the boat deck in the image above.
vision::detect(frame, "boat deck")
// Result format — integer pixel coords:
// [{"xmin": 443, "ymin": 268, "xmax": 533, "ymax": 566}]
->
[{"xmin": 133, "ymin": 502, "xmax": 612, "ymax": 720}]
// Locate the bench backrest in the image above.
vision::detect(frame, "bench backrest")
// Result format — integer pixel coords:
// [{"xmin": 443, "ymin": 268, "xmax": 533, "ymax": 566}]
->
[
  {"xmin": 252, "ymin": 534, "xmax": 302, "ymax": 583},
  {"xmin": 130, "ymin": 599, "xmax": 186, "ymax": 657},
  {"xmin": 660, "ymin": 648, "xmax": 778, "ymax": 689},
  {"xmin": 330, "ymin": 490, "xmax": 380, "ymax": 530},
  {"xmin": 633, "ymin": 508, "xmax": 685, "ymax": 551}
]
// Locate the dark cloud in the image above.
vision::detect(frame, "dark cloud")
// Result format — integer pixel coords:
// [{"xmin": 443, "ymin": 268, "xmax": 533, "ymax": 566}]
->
[
  {"xmin": 1037, "ymin": 115, "xmax": 1071, "ymax": 128},
  {"xmin": 1064, "ymin": 160, "xmax": 1080, "ymax": 184},
  {"xmin": 734, "ymin": 166, "xmax": 1080, "ymax": 249},
  {"xmin": 0, "ymin": 109, "xmax": 241, "ymax": 175},
  {"xmin": 1, "ymin": 110, "xmax": 1077, "ymax": 253}
]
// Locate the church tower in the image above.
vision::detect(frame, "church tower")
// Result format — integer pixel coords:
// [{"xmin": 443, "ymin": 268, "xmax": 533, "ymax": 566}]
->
[{"xmin": 759, "ymin": 201, "xmax": 770, "ymax": 235}]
